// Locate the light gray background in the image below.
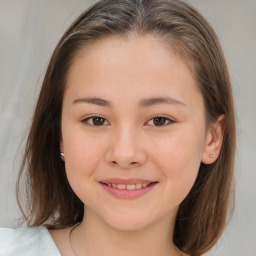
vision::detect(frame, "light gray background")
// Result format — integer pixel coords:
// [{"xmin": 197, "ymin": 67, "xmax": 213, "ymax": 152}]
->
[{"xmin": 0, "ymin": 1, "xmax": 255, "ymax": 255}]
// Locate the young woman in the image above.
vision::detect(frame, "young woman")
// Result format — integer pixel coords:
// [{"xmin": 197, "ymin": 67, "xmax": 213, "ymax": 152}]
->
[{"xmin": 0, "ymin": 0, "xmax": 236, "ymax": 255}]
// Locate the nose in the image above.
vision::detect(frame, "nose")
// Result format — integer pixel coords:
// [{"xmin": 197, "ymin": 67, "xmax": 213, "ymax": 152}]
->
[{"xmin": 104, "ymin": 125, "xmax": 146, "ymax": 169}]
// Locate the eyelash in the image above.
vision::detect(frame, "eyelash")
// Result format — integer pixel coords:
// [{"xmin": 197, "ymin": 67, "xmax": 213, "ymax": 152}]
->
[
  {"xmin": 81, "ymin": 115, "xmax": 174, "ymax": 127},
  {"xmin": 146, "ymin": 115, "xmax": 174, "ymax": 127},
  {"xmin": 81, "ymin": 116, "xmax": 110, "ymax": 127}
]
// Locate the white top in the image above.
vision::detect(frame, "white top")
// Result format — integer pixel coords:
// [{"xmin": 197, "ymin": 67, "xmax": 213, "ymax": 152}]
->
[{"xmin": 0, "ymin": 226, "xmax": 61, "ymax": 256}]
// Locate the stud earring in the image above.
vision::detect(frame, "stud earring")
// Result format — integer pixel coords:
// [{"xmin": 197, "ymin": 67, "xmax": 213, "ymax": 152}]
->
[
  {"xmin": 60, "ymin": 147, "xmax": 65, "ymax": 158},
  {"xmin": 209, "ymin": 154, "xmax": 213, "ymax": 158}
]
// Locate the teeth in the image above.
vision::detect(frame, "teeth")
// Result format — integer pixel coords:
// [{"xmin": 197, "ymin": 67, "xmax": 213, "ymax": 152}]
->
[
  {"xmin": 142, "ymin": 183, "xmax": 148, "ymax": 188},
  {"xmin": 106, "ymin": 183, "xmax": 152, "ymax": 190},
  {"xmin": 135, "ymin": 183, "xmax": 142, "ymax": 189},
  {"xmin": 127, "ymin": 184, "xmax": 136, "ymax": 190},
  {"xmin": 117, "ymin": 184, "xmax": 126, "ymax": 190}
]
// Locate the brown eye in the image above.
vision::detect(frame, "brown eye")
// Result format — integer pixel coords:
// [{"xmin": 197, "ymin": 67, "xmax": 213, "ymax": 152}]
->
[
  {"xmin": 92, "ymin": 117, "xmax": 105, "ymax": 126},
  {"xmin": 82, "ymin": 116, "xmax": 109, "ymax": 126},
  {"xmin": 147, "ymin": 116, "xmax": 173, "ymax": 127},
  {"xmin": 153, "ymin": 117, "xmax": 167, "ymax": 126}
]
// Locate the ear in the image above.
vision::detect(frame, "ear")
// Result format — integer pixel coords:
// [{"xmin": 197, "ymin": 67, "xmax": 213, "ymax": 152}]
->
[
  {"xmin": 201, "ymin": 114, "xmax": 226, "ymax": 164},
  {"xmin": 60, "ymin": 139, "xmax": 65, "ymax": 161},
  {"xmin": 60, "ymin": 139, "xmax": 64, "ymax": 150}
]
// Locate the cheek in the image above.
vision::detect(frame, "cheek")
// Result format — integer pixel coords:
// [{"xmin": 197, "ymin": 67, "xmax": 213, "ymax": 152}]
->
[
  {"xmin": 62, "ymin": 132, "xmax": 109, "ymax": 205},
  {"xmin": 150, "ymin": 131, "xmax": 204, "ymax": 190},
  {"xmin": 63, "ymin": 130, "xmax": 107, "ymax": 185},
  {"xmin": 149, "ymin": 134, "xmax": 203, "ymax": 208}
]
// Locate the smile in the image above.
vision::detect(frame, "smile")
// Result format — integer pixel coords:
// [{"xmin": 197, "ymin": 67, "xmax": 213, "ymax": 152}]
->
[
  {"xmin": 99, "ymin": 179, "xmax": 158, "ymax": 199},
  {"xmin": 104, "ymin": 183, "xmax": 151, "ymax": 190}
]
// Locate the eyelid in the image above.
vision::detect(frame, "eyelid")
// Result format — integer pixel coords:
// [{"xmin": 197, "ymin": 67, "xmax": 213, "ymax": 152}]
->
[
  {"xmin": 80, "ymin": 114, "xmax": 175, "ymax": 127},
  {"xmin": 145, "ymin": 115, "xmax": 175, "ymax": 127},
  {"xmin": 81, "ymin": 115, "xmax": 110, "ymax": 126}
]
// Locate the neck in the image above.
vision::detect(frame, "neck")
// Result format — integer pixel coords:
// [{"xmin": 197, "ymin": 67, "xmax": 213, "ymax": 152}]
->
[{"xmin": 71, "ymin": 207, "xmax": 180, "ymax": 256}]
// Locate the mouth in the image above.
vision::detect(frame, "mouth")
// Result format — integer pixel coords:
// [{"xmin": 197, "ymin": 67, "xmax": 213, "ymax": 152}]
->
[
  {"xmin": 100, "ymin": 182, "xmax": 157, "ymax": 190},
  {"xmin": 99, "ymin": 179, "xmax": 158, "ymax": 199}
]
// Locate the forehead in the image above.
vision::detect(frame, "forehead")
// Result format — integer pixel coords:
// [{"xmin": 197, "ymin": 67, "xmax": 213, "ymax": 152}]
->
[{"xmin": 64, "ymin": 35, "xmax": 202, "ymax": 109}]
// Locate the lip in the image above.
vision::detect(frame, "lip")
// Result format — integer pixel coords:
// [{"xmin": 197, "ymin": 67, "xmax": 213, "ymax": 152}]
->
[
  {"xmin": 99, "ymin": 178, "xmax": 158, "ymax": 199},
  {"xmin": 99, "ymin": 178, "xmax": 156, "ymax": 185}
]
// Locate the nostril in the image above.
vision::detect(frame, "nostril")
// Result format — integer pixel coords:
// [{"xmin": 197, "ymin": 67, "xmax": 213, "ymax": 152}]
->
[{"xmin": 110, "ymin": 160, "xmax": 138, "ymax": 167}]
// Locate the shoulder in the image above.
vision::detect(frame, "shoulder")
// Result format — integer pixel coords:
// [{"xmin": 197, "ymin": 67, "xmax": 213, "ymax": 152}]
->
[{"xmin": 0, "ymin": 226, "xmax": 61, "ymax": 256}]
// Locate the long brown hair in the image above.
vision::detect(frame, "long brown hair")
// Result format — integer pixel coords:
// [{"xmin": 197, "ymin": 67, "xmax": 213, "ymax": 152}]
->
[{"xmin": 16, "ymin": 0, "xmax": 236, "ymax": 255}]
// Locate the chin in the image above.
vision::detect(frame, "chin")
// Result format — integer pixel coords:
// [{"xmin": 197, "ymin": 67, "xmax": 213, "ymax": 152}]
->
[
  {"xmin": 101, "ymin": 210, "xmax": 159, "ymax": 232},
  {"xmin": 107, "ymin": 219, "xmax": 150, "ymax": 231}
]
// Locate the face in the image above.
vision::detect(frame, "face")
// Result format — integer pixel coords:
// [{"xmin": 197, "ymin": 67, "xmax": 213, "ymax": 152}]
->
[{"xmin": 61, "ymin": 35, "xmax": 210, "ymax": 231}]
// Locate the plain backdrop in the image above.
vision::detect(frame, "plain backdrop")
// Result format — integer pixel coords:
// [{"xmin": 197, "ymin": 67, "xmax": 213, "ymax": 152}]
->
[{"xmin": 0, "ymin": 1, "xmax": 255, "ymax": 255}]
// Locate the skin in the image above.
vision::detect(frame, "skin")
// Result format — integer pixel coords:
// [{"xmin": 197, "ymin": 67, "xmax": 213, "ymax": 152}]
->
[{"xmin": 49, "ymin": 34, "xmax": 225, "ymax": 256}]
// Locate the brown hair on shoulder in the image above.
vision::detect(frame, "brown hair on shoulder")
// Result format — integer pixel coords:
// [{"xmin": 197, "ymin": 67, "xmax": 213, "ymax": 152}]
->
[{"xmin": 16, "ymin": 1, "xmax": 236, "ymax": 255}]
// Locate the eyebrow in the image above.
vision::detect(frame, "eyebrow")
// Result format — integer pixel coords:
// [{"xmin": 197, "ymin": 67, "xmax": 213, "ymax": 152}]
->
[
  {"xmin": 72, "ymin": 96, "xmax": 186, "ymax": 108},
  {"xmin": 138, "ymin": 97, "xmax": 187, "ymax": 108},
  {"xmin": 73, "ymin": 97, "xmax": 111, "ymax": 107}
]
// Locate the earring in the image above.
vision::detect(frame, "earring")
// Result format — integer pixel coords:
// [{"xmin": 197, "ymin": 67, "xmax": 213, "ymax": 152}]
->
[
  {"xmin": 209, "ymin": 154, "xmax": 213, "ymax": 158},
  {"xmin": 60, "ymin": 147, "xmax": 65, "ymax": 158}
]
